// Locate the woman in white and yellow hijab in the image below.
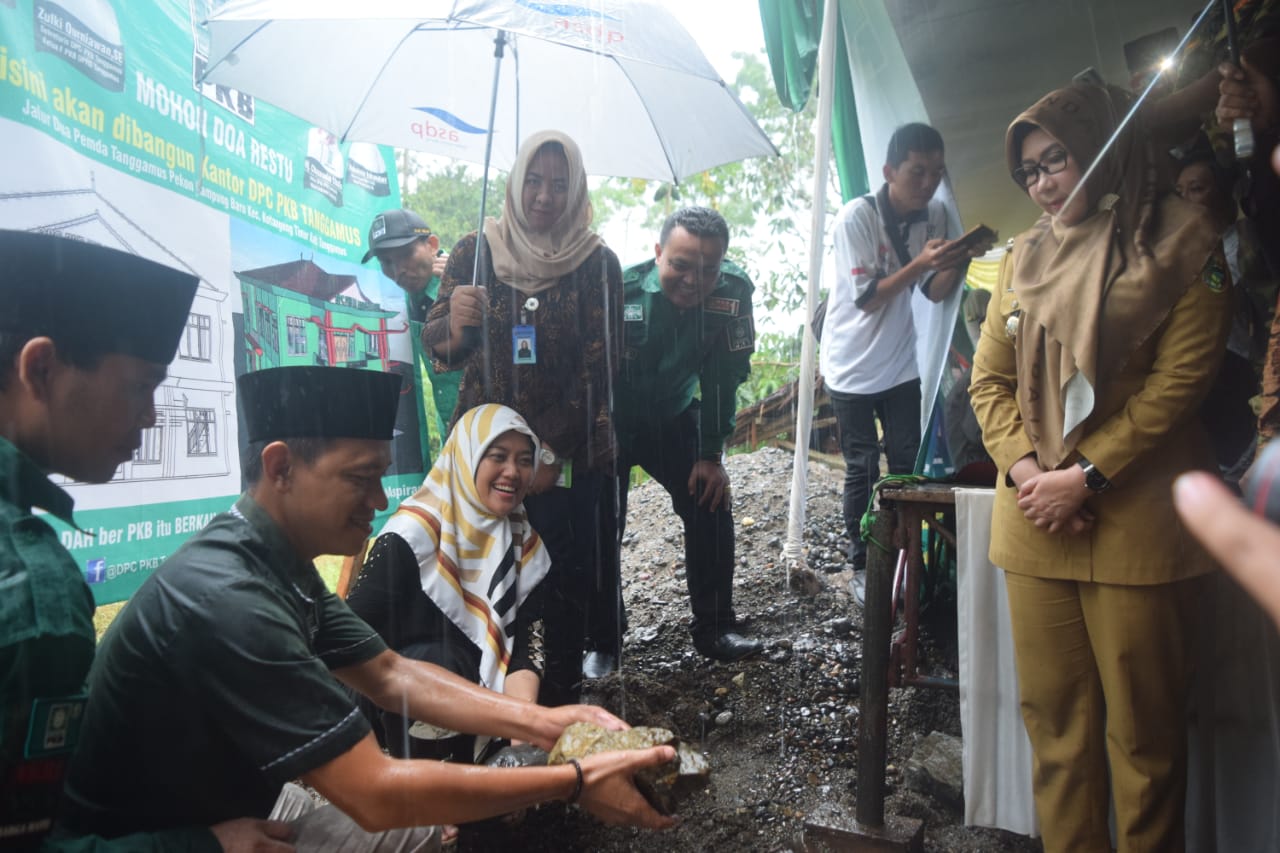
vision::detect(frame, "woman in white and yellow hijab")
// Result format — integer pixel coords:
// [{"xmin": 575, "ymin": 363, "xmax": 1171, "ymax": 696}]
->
[{"xmin": 347, "ymin": 404, "xmax": 550, "ymax": 764}]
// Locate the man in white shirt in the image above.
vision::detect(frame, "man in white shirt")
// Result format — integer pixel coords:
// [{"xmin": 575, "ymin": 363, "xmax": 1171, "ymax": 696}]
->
[{"xmin": 820, "ymin": 123, "xmax": 973, "ymax": 571}]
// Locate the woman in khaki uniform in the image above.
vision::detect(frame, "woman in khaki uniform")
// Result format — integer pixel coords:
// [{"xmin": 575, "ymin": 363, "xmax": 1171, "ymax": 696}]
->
[{"xmin": 970, "ymin": 82, "xmax": 1233, "ymax": 853}]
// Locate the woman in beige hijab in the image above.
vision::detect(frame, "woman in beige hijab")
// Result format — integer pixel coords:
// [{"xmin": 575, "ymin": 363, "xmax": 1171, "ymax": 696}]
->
[
  {"xmin": 424, "ymin": 130, "xmax": 622, "ymax": 707},
  {"xmin": 970, "ymin": 83, "xmax": 1231, "ymax": 852}
]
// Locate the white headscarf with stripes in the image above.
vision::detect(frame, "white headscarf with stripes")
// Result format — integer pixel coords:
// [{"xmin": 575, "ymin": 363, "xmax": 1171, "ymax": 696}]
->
[{"xmin": 378, "ymin": 404, "xmax": 549, "ymax": 693}]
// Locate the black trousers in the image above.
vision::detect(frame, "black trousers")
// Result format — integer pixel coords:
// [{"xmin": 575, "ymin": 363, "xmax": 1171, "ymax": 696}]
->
[
  {"xmin": 595, "ymin": 404, "xmax": 737, "ymax": 651},
  {"xmin": 585, "ymin": 478, "xmax": 624, "ymax": 656},
  {"xmin": 525, "ymin": 471, "xmax": 607, "ymax": 707},
  {"xmin": 829, "ymin": 378, "xmax": 921, "ymax": 565},
  {"xmin": 376, "ymin": 639, "xmax": 480, "ymax": 764}
]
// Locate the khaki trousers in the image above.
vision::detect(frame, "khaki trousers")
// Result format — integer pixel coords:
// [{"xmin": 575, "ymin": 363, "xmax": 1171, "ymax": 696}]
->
[{"xmin": 1004, "ymin": 572, "xmax": 1201, "ymax": 853}]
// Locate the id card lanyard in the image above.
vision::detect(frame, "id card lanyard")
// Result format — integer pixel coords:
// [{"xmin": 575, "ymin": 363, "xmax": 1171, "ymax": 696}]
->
[{"xmin": 513, "ymin": 295, "xmax": 538, "ymax": 364}]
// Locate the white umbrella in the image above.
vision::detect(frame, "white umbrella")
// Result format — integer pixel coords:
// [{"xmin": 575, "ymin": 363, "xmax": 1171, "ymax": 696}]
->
[
  {"xmin": 204, "ymin": 0, "xmax": 777, "ymax": 390},
  {"xmin": 202, "ymin": 0, "xmax": 778, "ymax": 183}
]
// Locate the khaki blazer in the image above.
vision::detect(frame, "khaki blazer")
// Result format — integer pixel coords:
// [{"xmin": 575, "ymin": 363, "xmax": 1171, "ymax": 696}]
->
[{"xmin": 970, "ymin": 244, "xmax": 1233, "ymax": 585}]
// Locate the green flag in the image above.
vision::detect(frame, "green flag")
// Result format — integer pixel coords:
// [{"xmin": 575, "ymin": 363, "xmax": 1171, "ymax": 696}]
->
[{"xmin": 758, "ymin": 0, "xmax": 868, "ymax": 201}]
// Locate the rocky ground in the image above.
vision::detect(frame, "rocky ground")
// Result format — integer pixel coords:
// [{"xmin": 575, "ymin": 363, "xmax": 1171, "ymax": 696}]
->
[{"xmin": 459, "ymin": 446, "xmax": 1043, "ymax": 852}]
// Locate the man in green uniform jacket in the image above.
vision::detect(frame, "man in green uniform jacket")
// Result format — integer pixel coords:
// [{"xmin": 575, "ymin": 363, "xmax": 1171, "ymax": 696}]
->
[
  {"xmin": 586, "ymin": 207, "xmax": 764, "ymax": 674},
  {"xmin": 0, "ymin": 230, "xmax": 289, "ymax": 851},
  {"xmin": 60, "ymin": 365, "xmax": 675, "ymax": 847},
  {"xmin": 363, "ymin": 208, "xmax": 461, "ymax": 452}
]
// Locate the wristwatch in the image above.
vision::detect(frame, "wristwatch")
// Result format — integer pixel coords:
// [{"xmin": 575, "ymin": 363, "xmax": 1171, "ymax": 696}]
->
[
  {"xmin": 538, "ymin": 446, "xmax": 558, "ymax": 467},
  {"xmin": 1076, "ymin": 457, "xmax": 1112, "ymax": 493}
]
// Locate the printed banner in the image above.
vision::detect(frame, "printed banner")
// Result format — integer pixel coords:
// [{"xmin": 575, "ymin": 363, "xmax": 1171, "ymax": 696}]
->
[{"xmin": 1, "ymin": 0, "xmax": 425, "ymax": 603}]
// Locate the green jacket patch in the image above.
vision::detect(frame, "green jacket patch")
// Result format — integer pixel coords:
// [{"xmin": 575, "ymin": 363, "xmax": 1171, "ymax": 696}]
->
[
  {"xmin": 1202, "ymin": 255, "xmax": 1227, "ymax": 293},
  {"xmin": 727, "ymin": 316, "xmax": 755, "ymax": 352}
]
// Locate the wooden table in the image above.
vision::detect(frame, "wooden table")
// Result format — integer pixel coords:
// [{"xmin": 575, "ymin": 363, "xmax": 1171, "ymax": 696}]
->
[
  {"xmin": 856, "ymin": 481, "xmax": 962, "ymax": 829},
  {"xmin": 881, "ymin": 483, "xmax": 959, "ymax": 691}
]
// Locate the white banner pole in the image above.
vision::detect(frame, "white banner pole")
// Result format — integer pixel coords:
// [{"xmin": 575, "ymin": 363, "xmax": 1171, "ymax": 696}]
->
[{"xmin": 781, "ymin": 0, "xmax": 838, "ymax": 573}]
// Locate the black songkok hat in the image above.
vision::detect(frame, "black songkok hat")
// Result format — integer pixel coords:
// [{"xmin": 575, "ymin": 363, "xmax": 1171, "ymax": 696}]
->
[
  {"xmin": 237, "ymin": 366, "xmax": 402, "ymax": 443},
  {"xmin": 0, "ymin": 230, "xmax": 198, "ymax": 364}
]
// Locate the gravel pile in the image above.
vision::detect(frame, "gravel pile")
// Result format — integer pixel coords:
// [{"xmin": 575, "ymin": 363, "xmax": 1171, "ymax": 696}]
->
[{"xmin": 460, "ymin": 446, "xmax": 1041, "ymax": 852}]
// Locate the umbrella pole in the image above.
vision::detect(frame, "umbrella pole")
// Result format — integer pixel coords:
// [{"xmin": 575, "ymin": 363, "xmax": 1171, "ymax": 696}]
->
[
  {"xmin": 1057, "ymin": 0, "xmax": 1217, "ymax": 217},
  {"xmin": 1222, "ymin": 0, "xmax": 1255, "ymax": 159},
  {"xmin": 1223, "ymin": 0, "xmax": 1241, "ymax": 63},
  {"xmin": 468, "ymin": 30, "xmax": 508, "ymax": 396}
]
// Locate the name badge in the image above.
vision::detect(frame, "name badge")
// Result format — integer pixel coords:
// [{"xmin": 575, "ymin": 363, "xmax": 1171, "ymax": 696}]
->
[
  {"xmin": 513, "ymin": 325, "xmax": 536, "ymax": 364},
  {"xmin": 705, "ymin": 297, "xmax": 739, "ymax": 316},
  {"xmin": 624, "ymin": 303, "xmax": 643, "ymax": 322}
]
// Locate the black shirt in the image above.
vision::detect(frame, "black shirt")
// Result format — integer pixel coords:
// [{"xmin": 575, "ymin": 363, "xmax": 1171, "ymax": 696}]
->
[{"xmin": 61, "ymin": 495, "xmax": 386, "ymax": 837}]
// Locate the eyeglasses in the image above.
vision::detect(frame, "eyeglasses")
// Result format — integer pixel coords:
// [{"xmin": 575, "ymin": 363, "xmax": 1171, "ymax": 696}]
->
[{"xmin": 1012, "ymin": 147, "xmax": 1069, "ymax": 189}]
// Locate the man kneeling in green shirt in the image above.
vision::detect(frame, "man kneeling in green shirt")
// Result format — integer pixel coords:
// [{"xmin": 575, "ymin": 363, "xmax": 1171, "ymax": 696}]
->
[{"xmin": 0, "ymin": 230, "xmax": 286, "ymax": 851}]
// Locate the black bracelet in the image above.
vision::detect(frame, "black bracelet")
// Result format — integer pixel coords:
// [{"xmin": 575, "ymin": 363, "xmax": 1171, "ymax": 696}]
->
[{"xmin": 566, "ymin": 758, "xmax": 584, "ymax": 805}]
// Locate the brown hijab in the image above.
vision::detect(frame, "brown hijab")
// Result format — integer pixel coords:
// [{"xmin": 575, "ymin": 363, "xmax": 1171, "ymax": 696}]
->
[
  {"xmin": 1004, "ymin": 82, "xmax": 1219, "ymax": 468},
  {"xmin": 483, "ymin": 130, "xmax": 602, "ymax": 295}
]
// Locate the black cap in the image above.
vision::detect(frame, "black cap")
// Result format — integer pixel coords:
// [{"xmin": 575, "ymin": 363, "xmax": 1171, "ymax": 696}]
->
[
  {"xmin": 237, "ymin": 366, "xmax": 402, "ymax": 443},
  {"xmin": 361, "ymin": 209, "xmax": 432, "ymax": 264},
  {"xmin": 0, "ymin": 230, "xmax": 199, "ymax": 365}
]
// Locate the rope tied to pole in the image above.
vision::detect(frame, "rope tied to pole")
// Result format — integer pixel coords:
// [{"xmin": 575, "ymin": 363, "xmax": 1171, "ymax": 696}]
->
[{"xmin": 859, "ymin": 474, "xmax": 927, "ymax": 553}]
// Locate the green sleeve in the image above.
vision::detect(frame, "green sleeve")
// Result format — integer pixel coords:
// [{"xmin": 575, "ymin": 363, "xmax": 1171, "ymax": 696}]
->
[
  {"xmin": 43, "ymin": 827, "xmax": 221, "ymax": 853},
  {"xmin": 699, "ymin": 315, "xmax": 754, "ymax": 459},
  {"xmin": 699, "ymin": 351, "xmax": 752, "ymax": 458}
]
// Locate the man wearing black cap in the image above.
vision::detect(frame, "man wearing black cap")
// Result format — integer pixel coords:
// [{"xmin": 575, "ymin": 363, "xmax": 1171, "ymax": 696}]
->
[
  {"xmin": 0, "ymin": 230, "xmax": 288, "ymax": 850},
  {"xmin": 364, "ymin": 208, "xmax": 460, "ymax": 445},
  {"xmin": 61, "ymin": 365, "xmax": 676, "ymax": 848}
]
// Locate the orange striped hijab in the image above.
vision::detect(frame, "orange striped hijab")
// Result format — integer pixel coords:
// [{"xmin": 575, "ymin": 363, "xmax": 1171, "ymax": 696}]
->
[{"xmin": 379, "ymin": 404, "xmax": 549, "ymax": 693}]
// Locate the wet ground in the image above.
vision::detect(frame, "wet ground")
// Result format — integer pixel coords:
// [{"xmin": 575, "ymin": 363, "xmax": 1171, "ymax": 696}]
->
[{"xmin": 458, "ymin": 446, "xmax": 1043, "ymax": 852}]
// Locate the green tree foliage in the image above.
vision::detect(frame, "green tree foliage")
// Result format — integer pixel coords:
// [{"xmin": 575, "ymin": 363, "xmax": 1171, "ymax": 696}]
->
[
  {"xmin": 738, "ymin": 330, "xmax": 801, "ymax": 411},
  {"xmin": 592, "ymin": 51, "xmax": 833, "ymax": 320},
  {"xmin": 590, "ymin": 51, "xmax": 836, "ymax": 414},
  {"xmin": 400, "ymin": 160, "xmax": 503, "ymax": 251}
]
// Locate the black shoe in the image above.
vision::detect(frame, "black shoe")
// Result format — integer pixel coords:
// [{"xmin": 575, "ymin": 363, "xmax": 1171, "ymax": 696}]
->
[
  {"xmin": 694, "ymin": 632, "xmax": 764, "ymax": 663},
  {"xmin": 582, "ymin": 651, "xmax": 618, "ymax": 679}
]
